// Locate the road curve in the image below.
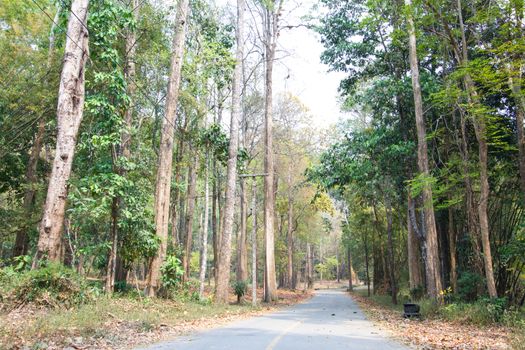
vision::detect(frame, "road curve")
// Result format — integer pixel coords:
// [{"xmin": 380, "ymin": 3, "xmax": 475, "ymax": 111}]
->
[{"xmin": 137, "ymin": 289, "xmax": 408, "ymax": 350}]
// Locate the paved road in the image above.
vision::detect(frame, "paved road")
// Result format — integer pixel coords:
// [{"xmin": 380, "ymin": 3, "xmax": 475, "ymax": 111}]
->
[{"xmin": 138, "ymin": 289, "xmax": 408, "ymax": 350}]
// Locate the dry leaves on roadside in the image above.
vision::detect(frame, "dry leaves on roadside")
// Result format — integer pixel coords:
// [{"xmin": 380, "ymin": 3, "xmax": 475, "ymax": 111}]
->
[{"xmin": 351, "ymin": 292, "xmax": 513, "ymax": 350}]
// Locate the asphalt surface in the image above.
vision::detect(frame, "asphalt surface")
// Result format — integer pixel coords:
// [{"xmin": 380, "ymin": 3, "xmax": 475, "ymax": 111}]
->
[{"xmin": 137, "ymin": 289, "xmax": 408, "ymax": 350}]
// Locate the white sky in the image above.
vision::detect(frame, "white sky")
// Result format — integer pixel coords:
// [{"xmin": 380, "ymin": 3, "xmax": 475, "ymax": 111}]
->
[
  {"xmin": 216, "ymin": 0, "xmax": 349, "ymax": 128},
  {"xmin": 273, "ymin": 0, "xmax": 348, "ymax": 128}
]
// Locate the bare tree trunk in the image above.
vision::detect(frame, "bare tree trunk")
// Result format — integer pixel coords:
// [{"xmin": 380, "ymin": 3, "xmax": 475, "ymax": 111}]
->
[
  {"xmin": 471, "ymin": 110, "xmax": 498, "ymax": 297},
  {"xmin": 171, "ymin": 136, "xmax": 185, "ymax": 246},
  {"xmin": 347, "ymin": 246, "xmax": 353, "ymax": 291},
  {"xmin": 511, "ymin": 1, "xmax": 525, "ymax": 201},
  {"xmin": 215, "ymin": 0, "xmax": 244, "ymax": 303},
  {"xmin": 336, "ymin": 248, "xmax": 340, "ymax": 283},
  {"xmin": 146, "ymin": 0, "xmax": 190, "ymax": 296},
  {"xmin": 236, "ymin": 178, "xmax": 248, "ymax": 282},
  {"xmin": 183, "ymin": 153, "xmax": 198, "ymax": 281},
  {"xmin": 261, "ymin": 0, "xmax": 283, "ymax": 302},
  {"xmin": 33, "ymin": 0, "xmax": 89, "ymax": 267},
  {"xmin": 385, "ymin": 196, "xmax": 397, "ymax": 305},
  {"xmin": 251, "ymin": 180, "xmax": 257, "ymax": 306},
  {"xmin": 199, "ymin": 157, "xmax": 210, "ymax": 300},
  {"xmin": 286, "ymin": 188, "xmax": 293, "ymax": 289},
  {"xmin": 364, "ymin": 230, "xmax": 371, "ymax": 297},
  {"xmin": 212, "ymin": 159, "xmax": 219, "ymax": 283},
  {"xmin": 106, "ymin": 191, "xmax": 119, "ymax": 292},
  {"xmin": 306, "ymin": 242, "xmax": 313, "ymax": 289},
  {"xmin": 508, "ymin": 74, "xmax": 525, "ymax": 200},
  {"xmin": 448, "ymin": 206, "xmax": 457, "ymax": 292},
  {"xmin": 407, "ymin": 195, "xmax": 423, "ymax": 290},
  {"xmin": 405, "ymin": 0, "xmax": 443, "ymax": 299},
  {"xmin": 454, "ymin": 0, "xmax": 497, "ymax": 298}
]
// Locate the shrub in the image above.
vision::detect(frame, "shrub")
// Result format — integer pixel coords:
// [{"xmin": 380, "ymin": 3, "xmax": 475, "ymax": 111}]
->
[
  {"xmin": 2, "ymin": 263, "xmax": 94, "ymax": 310},
  {"xmin": 439, "ymin": 297, "xmax": 510, "ymax": 325},
  {"xmin": 233, "ymin": 280, "xmax": 247, "ymax": 303},
  {"xmin": 457, "ymin": 271, "xmax": 484, "ymax": 301},
  {"xmin": 160, "ymin": 255, "xmax": 184, "ymax": 291}
]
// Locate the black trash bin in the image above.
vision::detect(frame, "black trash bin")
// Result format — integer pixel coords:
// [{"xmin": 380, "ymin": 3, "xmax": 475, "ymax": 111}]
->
[{"xmin": 403, "ymin": 303, "xmax": 420, "ymax": 318}]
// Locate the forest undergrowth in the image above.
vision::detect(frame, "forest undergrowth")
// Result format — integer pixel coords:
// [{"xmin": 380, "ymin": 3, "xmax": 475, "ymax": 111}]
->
[{"xmin": 350, "ymin": 289, "xmax": 525, "ymax": 350}]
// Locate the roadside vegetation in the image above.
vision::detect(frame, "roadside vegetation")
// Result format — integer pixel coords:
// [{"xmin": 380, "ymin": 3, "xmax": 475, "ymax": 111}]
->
[
  {"xmin": 351, "ymin": 287, "xmax": 524, "ymax": 349},
  {"xmin": 0, "ymin": 262, "xmax": 309, "ymax": 349}
]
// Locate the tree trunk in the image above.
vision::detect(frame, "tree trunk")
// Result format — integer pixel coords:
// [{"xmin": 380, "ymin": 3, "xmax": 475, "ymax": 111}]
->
[
  {"xmin": 212, "ymin": 158, "xmax": 219, "ymax": 283},
  {"xmin": 385, "ymin": 196, "xmax": 398, "ymax": 304},
  {"xmin": 199, "ymin": 156, "xmax": 210, "ymax": 300},
  {"xmin": 146, "ymin": 0, "xmax": 189, "ymax": 296},
  {"xmin": 306, "ymin": 242, "xmax": 313, "ymax": 289},
  {"xmin": 508, "ymin": 74, "xmax": 525, "ymax": 200},
  {"xmin": 448, "ymin": 206, "xmax": 458, "ymax": 292},
  {"xmin": 261, "ymin": 2, "xmax": 281, "ymax": 302},
  {"xmin": 105, "ymin": 0, "xmax": 139, "ymax": 294},
  {"xmin": 236, "ymin": 178, "xmax": 248, "ymax": 282},
  {"xmin": 347, "ymin": 246, "xmax": 353, "ymax": 291},
  {"xmin": 286, "ymin": 188, "xmax": 293, "ymax": 289},
  {"xmin": 183, "ymin": 153, "xmax": 198, "ymax": 281},
  {"xmin": 405, "ymin": 0, "xmax": 443, "ymax": 299},
  {"xmin": 106, "ymin": 194, "xmax": 119, "ymax": 293},
  {"xmin": 455, "ymin": 0, "xmax": 497, "ymax": 298},
  {"xmin": 251, "ymin": 180, "xmax": 258, "ymax": 306},
  {"xmin": 407, "ymin": 195, "xmax": 423, "ymax": 290},
  {"xmin": 171, "ymin": 136, "xmax": 186, "ymax": 246},
  {"xmin": 33, "ymin": 0, "xmax": 89, "ymax": 267},
  {"xmin": 215, "ymin": 0, "xmax": 243, "ymax": 303},
  {"xmin": 364, "ymin": 231, "xmax": 371, "ymax": 297}
]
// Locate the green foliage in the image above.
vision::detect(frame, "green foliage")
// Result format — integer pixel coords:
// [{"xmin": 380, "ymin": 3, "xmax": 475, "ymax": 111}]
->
[
  {"xmin": 233, "ymin": 280, "xmax": 247, "ymax": 303},
  {"xmin": 437, "ymin": 298, "xmax": 513, "ymax": 326},
  {"xmin": 160, "ymin": 255, "xmax": 184, "ymax": 291},
  {"xmin": 457, "ymin": 271, "xmax": 485, "ymax": 302},
  {"xmin": 1, "ymin": 263, "xmax": 95, "ymax": 310}
]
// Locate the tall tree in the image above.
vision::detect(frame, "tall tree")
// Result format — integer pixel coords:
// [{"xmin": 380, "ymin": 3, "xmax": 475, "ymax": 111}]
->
[
  {"xmin": 33, "ymin": 0, "xmax": 89, "ymax": 267},
  {"xmin": 199, "ymin": 156, "xmax": 210, "ymax": 300},
  {"xmin": 105, "ymin": 0, "xmax": 139, "ymax": 294},
  {"xmin": 146, "ymin": 0, "xmax": 190, "ymax": 296},
  {"xmin": 405, "ymin": 0, "xmax": 443, "ymax": 299},
  {"xmin": 215, "ymin": 0, "xmax": 244, "ymax": 303},
  {"xmin": 261, "ymin": 0, "xmax": 284, "ymax": 303}
]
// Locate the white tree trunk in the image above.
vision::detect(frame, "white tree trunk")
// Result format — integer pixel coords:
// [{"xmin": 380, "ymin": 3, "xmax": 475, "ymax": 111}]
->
[{"xmin": 33, "ymin": 0, "xmax": 89, "ymax": 267}]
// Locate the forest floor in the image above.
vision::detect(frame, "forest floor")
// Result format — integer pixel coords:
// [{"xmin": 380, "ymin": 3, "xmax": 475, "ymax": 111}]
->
[
  {"xmin": 0, "ymin": 287, "xmax": 311, "ymax": 350},
  {"xmin": 350, "ymin": 289, "xmax": 524, "ymax": 350}
]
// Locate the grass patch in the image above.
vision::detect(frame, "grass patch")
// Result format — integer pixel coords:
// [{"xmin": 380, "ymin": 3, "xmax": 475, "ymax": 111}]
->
[
  {"xmin": 353, "ymin": 288, "xmax": 404, "ymax": 312},
  {"xmin": 1, "ymin": 294, "xmax": 262, "ymax": 349}
]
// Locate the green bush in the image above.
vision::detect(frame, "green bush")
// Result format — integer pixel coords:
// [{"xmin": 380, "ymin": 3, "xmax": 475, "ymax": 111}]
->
[
  {"xmin": 1, "ymin": 263, "xmax": 94, "ymax": 310},
  {"xmin": 233, "ymin": 280, "xmax": 247, "ymax": 303},
  {"xmin": 160, "ymin": 255, "xmax": 184, "ymax": 291},
  {"xmin": 457, "ymin": 271, "xmax": 484, "ymax": 301},
  {"xmin": 438, "ymin": 297, "xmax": 511, "ymax": 325}
]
